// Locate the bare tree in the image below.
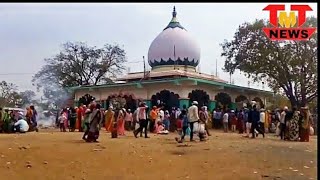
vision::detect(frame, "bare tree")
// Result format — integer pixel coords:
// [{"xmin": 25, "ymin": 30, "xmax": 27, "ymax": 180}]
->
[
  {"xmin": 32, "ymin": 42, "xmax": 127, "ymax": 88},
  {"xmin": 32, "ymin": 42, "xmax": 127, "ymax": 108}
]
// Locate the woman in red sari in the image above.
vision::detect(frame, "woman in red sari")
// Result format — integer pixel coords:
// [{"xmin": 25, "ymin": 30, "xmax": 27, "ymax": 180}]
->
[
  {"xmin": 117, "ymin": 108, "xmax": 125, "ymax": 136},
  {"xmin": 300, "ymin": 106, "xmax": 311, "ymax": 142},
  {"xmin": 76, "ymin": 105, "xmax": 84, "ymax": 132}
]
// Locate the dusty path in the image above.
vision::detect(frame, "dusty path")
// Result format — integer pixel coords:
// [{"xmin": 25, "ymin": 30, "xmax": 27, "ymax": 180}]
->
[{"xmin": 0, "ymin": 130, "xmax": 317, "ymax": 180}]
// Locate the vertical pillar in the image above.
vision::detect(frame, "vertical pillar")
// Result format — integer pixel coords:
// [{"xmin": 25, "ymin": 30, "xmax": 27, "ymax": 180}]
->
[
  {"xmin": 100, "ymin": 100, "xmax": 105, "ymax": 109},
  {"xmin": 74, "ymin": 100, "xmax": 78, "ymax": 107},
  {"xmin": 179, "ymin": 99, "xmax": 190, "ymax": 110},
  {"xmin": 104, "ymin": 100, "xmax": 107, "ymax": 109},
  {"xmin": 208, "ymin": 100, "xmax": 216, "ymax": 112},
  {"xmin": 229, "ymin": 102, "xmax": 237, "ymax": 110}
]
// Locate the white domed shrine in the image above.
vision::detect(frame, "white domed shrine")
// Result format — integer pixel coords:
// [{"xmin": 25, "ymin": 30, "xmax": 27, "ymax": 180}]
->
[
  {"xmin": 71, "ymin": 6, "xmax": 272, "ymax": 114},
  {"xmin": 148, "ymin": 7, "xmax": 201, "ymax": 69}
]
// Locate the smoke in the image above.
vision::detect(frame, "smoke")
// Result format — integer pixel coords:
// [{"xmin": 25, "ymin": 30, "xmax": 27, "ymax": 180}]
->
[
  {"xmin": 36, "ymin": 105, "xmax": 57, "ymax": 128},
  {"xmin": 21, "ymin": 104, "xmax": 57, "ymax": 128},
  {"xmin": 43, "ymin": 83, "xmax": 72, "ymax": 109},
  {"xmin": 36, "ymin": 83, "xmax": 72, "ymax": 128},
  {"xmin": 19, "ymin": 82, "xmax": 73, "ymax": 129}
]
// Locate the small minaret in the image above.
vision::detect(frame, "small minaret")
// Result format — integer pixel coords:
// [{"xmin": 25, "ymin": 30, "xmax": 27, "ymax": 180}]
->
[
  {"xmin": 164, "ymin": 6, "xmax": 185, "ymax": 30},
  {"xmin": 171, "ymin": 6, "xmax": 178, "ymax": 22}
]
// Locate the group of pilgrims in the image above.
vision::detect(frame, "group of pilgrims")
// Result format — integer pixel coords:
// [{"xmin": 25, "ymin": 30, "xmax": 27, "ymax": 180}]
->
[
  {"xmin": 0, "ymin": 97, "xmax": 314, "ymax": 145},
  {"xmin": 56, "ymin": 99, "xmax": 315, "ymax": 143},
  {"xmin": 57, "ymin": 100, "xmax": 211, "ymax": 142},
  {"xmin": 0, "ymin": 105, "xmax": 38, "ymax": 133},
  {"xmin": 213, "ymin": 104, "xmax": 315, "ymax": 142}
]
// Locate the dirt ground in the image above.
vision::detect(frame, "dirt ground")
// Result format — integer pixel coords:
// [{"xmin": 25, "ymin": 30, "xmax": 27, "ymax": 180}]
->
[{"xmin": 0, "ymin": 129, "xmax": 317, "ymax": 180}]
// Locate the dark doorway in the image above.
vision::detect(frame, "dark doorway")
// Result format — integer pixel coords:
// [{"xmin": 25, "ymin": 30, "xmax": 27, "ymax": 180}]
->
[
  {"xmin": 253, "ymin": 97, "xmax": 264, "ymax": 108},
  {"xmin": 106, "ymin": 94, "xmax": 138, "ymax": 111},
  {"xmin": 78, "ymin": 94, "xmax": 96, "ymax": 106},
  {"xmin": 151, "ymin": 90, "xmax": 180, "ymax": 111},
  {"xmin": 188, "ymin": 89, "xmax": 210, "ymax": 107},
  {"xmin": 215, "ymin": 92, "xmax": 232, "ymax": 110},
  {"xmin": 235, "ymin": 95, "xmax": 248, "ymax": 109}
]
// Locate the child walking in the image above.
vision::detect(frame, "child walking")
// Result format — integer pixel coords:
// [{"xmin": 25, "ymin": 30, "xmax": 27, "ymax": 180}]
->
[
  {"xmin": 58, "ymin": 112, "xmax": 67, "ymax": 132},
  {"xmin": 175, "ymin": 110, "xmax": 189, "ymax": 143},
  {"xmin": 231, "ymin": 110, "xmax": 237, "ymax": 132}
]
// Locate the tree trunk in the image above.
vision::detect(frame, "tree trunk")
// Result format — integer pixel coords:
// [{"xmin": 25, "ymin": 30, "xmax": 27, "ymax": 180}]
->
[{"xmin": 288, "ymin": 96, "xmax": 298, "ymax": 109}]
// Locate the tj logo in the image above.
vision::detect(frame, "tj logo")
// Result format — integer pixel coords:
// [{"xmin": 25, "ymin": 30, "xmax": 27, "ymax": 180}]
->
[{"xmin": 262, "ymin": 4, "xmax": 316, "ymax": 41}]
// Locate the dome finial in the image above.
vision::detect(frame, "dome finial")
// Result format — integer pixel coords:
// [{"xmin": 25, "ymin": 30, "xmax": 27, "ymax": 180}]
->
[
  {"xmin": 164, "ymin": 6, "xmax": 185, "ymax": 30},
  {"xmin": 172, "ymin": 6, "xmax": 176, "ymax": 18}
]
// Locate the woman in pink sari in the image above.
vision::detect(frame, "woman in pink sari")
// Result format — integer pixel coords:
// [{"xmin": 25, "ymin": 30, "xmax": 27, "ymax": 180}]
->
[
  {"xmin": 117, "ymin": 109, "xmax": 125, "ymax": 136},
  {"xmin": 63, "ymin": 108, "xmax": 69, "ymax": 131},
  {"xmin": 155, "ymin": 107, "xmax": 164, "ymax": 133}
]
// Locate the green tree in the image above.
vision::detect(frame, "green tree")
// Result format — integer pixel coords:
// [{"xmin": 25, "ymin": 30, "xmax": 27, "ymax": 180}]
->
[
  {"xmin": 221, "ymin": 17, "xmax": 317, "ymax": 108},
  {"xmin": 267, "ymin": 94, "xmax": 291, "ymax": 110},
  {"xmin": 0, "ymin": 81, "xmax": 21, "ymax": 107}
]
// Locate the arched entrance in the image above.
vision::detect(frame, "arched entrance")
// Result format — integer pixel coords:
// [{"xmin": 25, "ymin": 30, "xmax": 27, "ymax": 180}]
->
[
  {"xmin": 151, "ymin": 90, "xmax": 180, "ymax": 111},
  {"xmin": 123, "ymin": 95, "xmax": 138, "ymax": 111},
  {"xmin": 235, "ymin": 95, "xmax": 249, "ymax": 109},
  {"xmin": 106, "ymin": 93, "xmax": 138, "ymax": 111},
  {"xmin": 253, "ymin": 97, "xmax": 264, "ymax": 109},
  {"xmin": 78, "ymin": 94, "xmax": 96, "ymax": 106},
  {"xmin": 214, "ymin": 92, "xmax": 232, "ymax": 110},
  {"xmin": 188, "ymin": 89, "xmax": 210, "ymax": 107}
]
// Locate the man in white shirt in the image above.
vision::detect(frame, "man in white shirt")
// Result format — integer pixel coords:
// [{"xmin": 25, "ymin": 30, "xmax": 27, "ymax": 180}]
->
[
  {"xmin": 159, "ymin": 108, "xmax": 165, "ymax": 122},
  {"xmin": 175, "ymin": 108, "xmax": 181, "ymax": 120},
  {"xmin": 187, "ymin": 101, "xmax": 200, "ymax": 141},
  {"xmin": 223, "ymin": 110, "xmax": 229, "ymax": 132},
  {"xmin": 280, "ymin": 106, "xmax": 288, "ymax": 140},
  {"xmin": 14, "ymin": 113, "xmax": 29, "ymax": 133},
  {"xmin": 132, "ymin": 108, "xmax": 139, "ymax": 131},
  {"xmin": 133, "ymin": 102, "xmax": 149, "ymax": 138},
  {"xmin": 259, "ymin": 108, "xmax": 266, "ymax": 135}
]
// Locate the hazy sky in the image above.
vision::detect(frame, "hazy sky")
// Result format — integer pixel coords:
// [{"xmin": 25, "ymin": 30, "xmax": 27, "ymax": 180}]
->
[{"xmin": 0, "ymin": 3, "xmax": 317, "ymax": 95}]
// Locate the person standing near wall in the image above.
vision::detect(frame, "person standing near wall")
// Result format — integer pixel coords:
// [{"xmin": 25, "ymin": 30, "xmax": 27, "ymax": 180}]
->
[
  {"xmin": 149, "ymin": 106, "xmax": 158, "ymax": 133},
  {"xmin": 259, "ymin": 108, "xmax": 266, "ymax": 135},
  {"xmin": 222, "ymin": 109, "xmax": 229, "ymax": 133},
  {"xmin": 280, "ymin": 106, "xmax": 288, "ymax": 140}
]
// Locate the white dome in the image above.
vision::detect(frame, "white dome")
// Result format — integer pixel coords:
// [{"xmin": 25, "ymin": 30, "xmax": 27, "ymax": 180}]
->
[{"xmin": 148, "ymin": 7, "xmax": 200, "ymax": 68}]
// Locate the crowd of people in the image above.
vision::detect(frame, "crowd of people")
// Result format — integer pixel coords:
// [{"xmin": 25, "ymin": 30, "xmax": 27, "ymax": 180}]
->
[
  {"xmin": 1, "ymin": 100, "xmax": 315, "ymax": 145},
  {"xmin": 55, "ymin": 101, "xmax": 211, "ymax": 142},
  {"xmin": 0, "ymin": 105, "xmax": 38, "ymax": 133},
  {"xmin": 54, "ymin": 99, "xmax": 315, "ymax": 144},
  {"xmin": 212, "ymin": 104, "xmax": 315, "ymax": 142}
]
